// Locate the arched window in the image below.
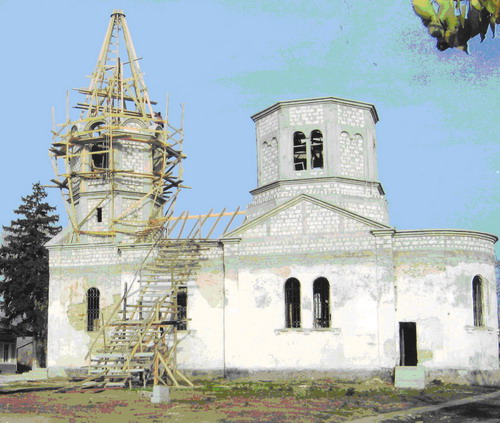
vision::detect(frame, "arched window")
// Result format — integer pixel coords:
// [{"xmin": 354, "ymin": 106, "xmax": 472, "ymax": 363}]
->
[
  {"xmin": 313, "ymin": 277, "xmax": 330, "ymax": 328},
  {"xmin": 310, "ymin": 130, "xmax": 324, "ymax": 169},
  {"xmin": 91, "ymin": 142, "xmax": 109, "ymax": 169},
  {"xmin": 177, "ymin": 287, "xmax": 187, "ymax": 331},
  {"xmin": 285, "ymin": 278, "xmax": 301, "ymax": 328},
  {"xmin": 472, "ymin": 275, "xmax": 484, "ymax": 327},
  {"xmin": 87, "ymin": 288, "xmax": 100, "ymax": 332},
  {"xmin": 293, "ymin": 132, "xmax": 307, "ymax": 171},
  {"xmin": 89, "ymin": 122, "xmax": 109, "ymax": 169}
]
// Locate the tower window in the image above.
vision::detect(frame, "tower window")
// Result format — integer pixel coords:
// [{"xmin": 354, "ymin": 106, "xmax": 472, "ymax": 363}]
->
[
  {"xmin": 472, "ymin": 275, "xmax": 485, "ymax": 327},
  {"xmin": 313, "ymin": 277, "xmax": 330, "ymax": 328},
  {"xmin": 96, "ymin": 207, "xmax": 103, "ymax": 223},
  {"xmin": 152, "ymin": 147, "xmax": 163, "ymax": 175},
  {"xmin": 87, "ymin": 287, "xmax": 100, "ymax": 332},
  {"xmin": 285, "ymin": 278, "xmax": 301, "ymax": 328},
  {"xmin": 91, "ymin": 142, "xmax": 109, "ymax": 169},
  {"xmin": 177, "ymin": 287, "xmax": 187, "ymax": 330},
  {"xmin": 311, "ymin": 130, "xmax": 324, "ymax": 169},
  {"xmin": 293, "ymin": 132, "xmax": 307, "ymax": 171}
]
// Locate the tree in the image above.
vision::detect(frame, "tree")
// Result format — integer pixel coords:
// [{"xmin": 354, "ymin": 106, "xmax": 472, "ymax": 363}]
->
[
  {"xmin": 412, "ymin": 0, "xmax": 499, "ymax": 53},
  {"xmin": 0, "ymin": 183, "xmax": 61, "ymax": 367}
]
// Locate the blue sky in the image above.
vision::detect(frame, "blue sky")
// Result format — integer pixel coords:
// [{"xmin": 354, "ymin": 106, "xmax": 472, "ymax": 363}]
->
[{"xmin": 0, "ymin": 0, "xmax": 498, "ymax": 253}]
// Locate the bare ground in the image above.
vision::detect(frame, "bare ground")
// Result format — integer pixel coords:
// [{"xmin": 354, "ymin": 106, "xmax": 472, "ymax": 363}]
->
[{"xmin": 0, "ymin": 378, "xmax": 497, "ymax": 422}]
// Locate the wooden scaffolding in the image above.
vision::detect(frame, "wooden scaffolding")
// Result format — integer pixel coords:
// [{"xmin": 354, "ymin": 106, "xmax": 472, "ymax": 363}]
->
[
  {"xmin": 49, "ymin": 9, "xmax": 185, "ymax": 243},
  {"xmin": 50, "ymin": 10, "xmax": 245, "ymax": 389}
]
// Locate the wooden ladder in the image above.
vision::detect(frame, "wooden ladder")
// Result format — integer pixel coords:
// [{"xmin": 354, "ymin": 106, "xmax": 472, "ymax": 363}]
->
[{"xmin": 81, "ymin": 238, "xmax": 201, "ymax": 389}]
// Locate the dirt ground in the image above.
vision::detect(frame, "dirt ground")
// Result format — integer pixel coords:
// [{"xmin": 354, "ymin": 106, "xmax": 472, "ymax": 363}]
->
[{"xmin": 0, "ymin": 378, "xmax": 497, "ymax": 423}]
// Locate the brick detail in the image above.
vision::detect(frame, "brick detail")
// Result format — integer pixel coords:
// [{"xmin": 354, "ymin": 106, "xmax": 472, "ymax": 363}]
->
[
  {"xmin": 340, "ymin": 132, "xmax": 364, "ymax": 178},
  {"xmin": 261, "ymin": 138, "xmax": 279, "ymax": 185},
  {"xmin": 338, "ymin": 105, "xmax": 365, "ymax": 127},
  {"xmin": 394, "ymin": 235, "xmax": 494, "ymax": 254},
  {"xmin": 289, "ymin": 105, "xmax": 324, "ymax": 126},
  {"xmin": 256, "ymin": 111, "xmax": 278, "ymax": 138},
  {"xmin": 248, "ymin": 181, "xmax": 387, "ymax": 223}
]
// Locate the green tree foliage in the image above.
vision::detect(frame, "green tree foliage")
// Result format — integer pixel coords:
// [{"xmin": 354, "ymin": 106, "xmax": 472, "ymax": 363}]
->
[
  {"xmin": 0, "ymin": 183, "xmax": 61, "ymax": 367},
  {"xmin": 412, "ymin": 0, "xmax": 499, "ymax": 52}
]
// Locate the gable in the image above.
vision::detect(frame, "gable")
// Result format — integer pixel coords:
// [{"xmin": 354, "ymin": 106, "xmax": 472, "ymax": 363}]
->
[{"xmin": 225, "ymin": 194, "xmax": 391, "ymax": 239}]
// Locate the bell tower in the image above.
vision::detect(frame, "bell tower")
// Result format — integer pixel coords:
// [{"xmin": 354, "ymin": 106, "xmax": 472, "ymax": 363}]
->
[
  {"xmin": 50, "ymin": 10, "xmax": 184, "ymax": 243},
  {"xmin": 248, "ymin": 97, "xmax": 389, "ymax": 224}
]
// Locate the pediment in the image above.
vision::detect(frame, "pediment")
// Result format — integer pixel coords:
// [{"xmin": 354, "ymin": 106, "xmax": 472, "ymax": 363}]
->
[{"xmin": 224, "ymin": 194, "xmax": 391, "ymax": 239}]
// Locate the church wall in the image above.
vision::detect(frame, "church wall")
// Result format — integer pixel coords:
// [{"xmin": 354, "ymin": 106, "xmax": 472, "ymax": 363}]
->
[
  {"xmin": 47, "ymin": 243, "xmax": 149, "ymax": 375},
  {"xmin": 176, "ymin": 245, "xmax": 226, "ymax": 373},
  {"xmin": 220, "ymin": 249, "xmax": 393, "ymax": 374},
  {"xmin": 393, "ymin": 232, "xmax": 499, "ymax": 373},
  {"xmin": 216, "ymin": 201, "xmax": 398, "ymax": 375}
]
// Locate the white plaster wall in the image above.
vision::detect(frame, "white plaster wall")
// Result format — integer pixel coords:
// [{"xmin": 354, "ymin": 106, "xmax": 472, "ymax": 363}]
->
[
  {"xmin": 176, "ymin": 253, "xmax": 225, "ymax": 372},
  {"xmin": 394, "ymin": 235, "xmax": 499, "ymax": 371},
  {"xmin": 47, "ymin": 243, "xmax": 147, "ymax": 370},
  {"xmin": 221, "ymin": 259, "xmax": 392, "ymax": 371}
]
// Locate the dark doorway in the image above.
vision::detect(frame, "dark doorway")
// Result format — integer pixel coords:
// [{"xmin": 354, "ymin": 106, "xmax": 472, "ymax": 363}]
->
[{"xmin": 399, "ymin": 322, "xmax": 417, "ymax": 366}]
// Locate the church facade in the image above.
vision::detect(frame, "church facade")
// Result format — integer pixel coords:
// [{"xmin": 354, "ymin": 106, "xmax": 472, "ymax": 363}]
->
[
  {"xmin": 46, "ymin": 11, "xmax": 498, "ymax": 385},
  {"xmin": 47, "ymin": 95, "xmax": 499, "ymax": 384}
]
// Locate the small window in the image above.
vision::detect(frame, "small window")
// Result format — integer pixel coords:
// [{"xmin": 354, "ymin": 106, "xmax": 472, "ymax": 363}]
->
[
  {"xmin": 87, "ymin": 287, "xmax": 100, "ymax": 332},
  {"xmin": 177, "ymin": 287, "xmax": 187, "ymax": 330},
  {"xmin": 311, "ymin": 130, "xmax": 324, "ymax": 169},
  {"xmin": 472, "ymin": 275, "xmax": 485, "ymax": 327},
  {"xmin": 3, "ymin": 344, "xmax": 9, "ymax": 362},
  {"xmin": 313, "ymin": 277, "xmax": 330, "ymax": 328},
  {"xmin": 96, "ymin": 207, "xmax": 103, "ymax": 223},
  {"xmin": 293, "ymin": 132, "xmax": 307, "ymax": 171},
  {"xmin": 285, "ymin": 278, "xmax": 301, "ymax": 328}
]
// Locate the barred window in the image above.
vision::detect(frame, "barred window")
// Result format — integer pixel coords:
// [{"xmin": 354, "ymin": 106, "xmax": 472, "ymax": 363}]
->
[
  {"xmin": 285, "ymin": 278, "xmax": 301, "ymax": 328},
  {"xmin": 87, "ymin": 287, "xmax": 100, "ymax": 332},
  {"xmin": 313, "ymin": 277, "xmax": 330, "ymax": 328},
  {"xmin": 177, "ymin": 287, "xmax": 187, "ymax": 331},
  {"xmin": 472, "ymin": 275, "xmax": 484, "ymax": 327}
]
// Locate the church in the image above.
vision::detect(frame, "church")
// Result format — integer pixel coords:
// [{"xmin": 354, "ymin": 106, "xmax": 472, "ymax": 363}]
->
[{"xmin": 46, "ymin": 11, "xmax": 499, "ymax": 386}]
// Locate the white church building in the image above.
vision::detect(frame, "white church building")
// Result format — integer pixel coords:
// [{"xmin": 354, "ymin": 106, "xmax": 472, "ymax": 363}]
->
[{"xmin": 46, "ymin": 11, "xmax": 499, "ymax": 386}]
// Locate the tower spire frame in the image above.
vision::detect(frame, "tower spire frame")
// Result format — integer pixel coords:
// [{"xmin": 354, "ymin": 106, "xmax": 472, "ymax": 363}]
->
[{"xmin": 49, "ymin": 10, "xmax": 185, "ymax": 243}]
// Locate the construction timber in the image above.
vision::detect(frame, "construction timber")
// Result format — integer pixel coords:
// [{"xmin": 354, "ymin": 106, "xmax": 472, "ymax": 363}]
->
[{"xmin": 49, "ymin": 9, "xmax": 185, "ymax": 243}]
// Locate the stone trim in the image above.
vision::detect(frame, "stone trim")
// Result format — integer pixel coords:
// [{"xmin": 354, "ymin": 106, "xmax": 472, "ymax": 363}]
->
[
  {"xmin": 394, "ymin": 229, "xmax": 498, "ymax": 244},
  {"xmin": 251, "ymin": 96, "xmax": 379, "ymax": 124},
  {"xmin": 274, "ymin": 328, "xmax": 342, "ymax": 335},
  {"xmin": 250, "ymin": 176, "xmax": 385, "ymax": 197},
  {"xmin": 465, "ymin": 325, "xmax": 495, "ymax": 334}
]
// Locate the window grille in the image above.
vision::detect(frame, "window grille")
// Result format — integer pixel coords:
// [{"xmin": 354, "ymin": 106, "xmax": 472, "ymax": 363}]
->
[
  {"xmin": 285, "ymin": 278, "xmax": 301, "ymax": 328},
  {"xmin": 177, "ymin": 287, "xmax": 187, "ymax": 331},
  {"xmin": 472, "ymin": 275, "xmax": 484, "ymax": 327},
  {"xmin": 313, "ymin": 277, "xmax": 330, "ymax": 328},
  {"xmin": 87, "ymin": 287, "xmax": 100, "ymax": 332}
]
